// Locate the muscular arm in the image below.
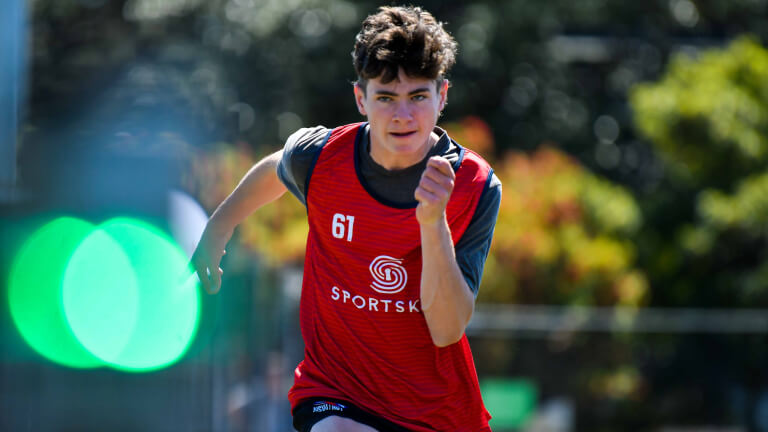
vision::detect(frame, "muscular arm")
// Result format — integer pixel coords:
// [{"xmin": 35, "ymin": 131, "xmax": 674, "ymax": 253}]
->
[
  {"xmin": 415, "ymin": 156, "xmax": 474, "ymax": 347},
  {"xmin": 191, "ymin": 150, "xmax": 287, "ymax": 293}
]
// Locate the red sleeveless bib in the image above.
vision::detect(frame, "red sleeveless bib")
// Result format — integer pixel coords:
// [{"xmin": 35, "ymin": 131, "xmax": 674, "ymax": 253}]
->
[{"xmin": 288, "ymin": 123, "xmax": 492, "ymax": 431}]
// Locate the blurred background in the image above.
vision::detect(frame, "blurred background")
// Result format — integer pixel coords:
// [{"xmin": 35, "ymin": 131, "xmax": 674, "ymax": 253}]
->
[{"xmin": 2, "ymin": 0, "xmax": 768, "ymax": 431}]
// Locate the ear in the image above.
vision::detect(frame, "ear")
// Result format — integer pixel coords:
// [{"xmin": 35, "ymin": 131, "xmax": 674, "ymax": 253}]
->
[
  {"xmin": 438, "ymin": 79, "xmax": 449, "ymax": 112},
  {"xmin": 353, "ymin": 84, "xmax": 367, "ymax": 116}
]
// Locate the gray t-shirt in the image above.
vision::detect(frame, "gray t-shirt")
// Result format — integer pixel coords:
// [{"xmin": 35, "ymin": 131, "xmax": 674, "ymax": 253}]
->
[{"xmin": 276, "ymin": 124, "xmax": 502, "ymax": 295}]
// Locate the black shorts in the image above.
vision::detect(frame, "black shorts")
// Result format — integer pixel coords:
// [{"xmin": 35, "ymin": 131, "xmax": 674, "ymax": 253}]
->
[{"xmin": 292, "ymin": 397, "xmax": 412, "ymax": 432}]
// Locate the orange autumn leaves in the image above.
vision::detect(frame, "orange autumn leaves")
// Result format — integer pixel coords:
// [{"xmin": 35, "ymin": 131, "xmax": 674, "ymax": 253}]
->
[
  {"xmin": 444, "ymin": 117, "xmax": 647, "ymax": 307},
  {"xmin": 479, "ymin": 146, "xmax": 646, "ymax": 306}
]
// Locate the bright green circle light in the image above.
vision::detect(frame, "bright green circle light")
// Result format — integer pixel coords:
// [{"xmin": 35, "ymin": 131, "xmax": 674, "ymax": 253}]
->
[
  {"xmin": 63, "ymin": 218, "xmax": 200, "ymax": 372},
  {"xmin": 62, "ymin": 225, "xmax": 140, "ymax": 366},
  {"xmin": 8, "ymin": 217, "xmax": 104, "ymax": 368}
]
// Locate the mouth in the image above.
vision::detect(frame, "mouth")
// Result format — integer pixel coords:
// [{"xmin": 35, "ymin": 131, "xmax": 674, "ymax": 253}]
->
[{"xmin": 389, "ymin": 131, "xmax": 417, "ymax": 138}]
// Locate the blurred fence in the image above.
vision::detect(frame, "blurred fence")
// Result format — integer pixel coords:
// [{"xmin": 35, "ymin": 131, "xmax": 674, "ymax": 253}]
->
[{"xmin": 469, "ymin": 305, "xmax": 768, "ymax": 335}]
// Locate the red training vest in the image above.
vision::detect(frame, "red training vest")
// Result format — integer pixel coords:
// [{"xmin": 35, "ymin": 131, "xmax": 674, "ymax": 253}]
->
[{"xmin": 288, "ymin": 123, "xmax": 492, "ymax": 431}]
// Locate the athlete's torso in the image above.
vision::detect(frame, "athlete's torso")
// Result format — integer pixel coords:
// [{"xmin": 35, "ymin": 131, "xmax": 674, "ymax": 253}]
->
[{"xmin": 288, "ymin": 123, "xmax": 492, "ymax": 431}]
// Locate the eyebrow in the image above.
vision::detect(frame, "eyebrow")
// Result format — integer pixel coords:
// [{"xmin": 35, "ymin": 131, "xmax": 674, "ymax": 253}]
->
[{"xmin": 373, "ymin": 87, "xmax": 431, "ymax": 96}]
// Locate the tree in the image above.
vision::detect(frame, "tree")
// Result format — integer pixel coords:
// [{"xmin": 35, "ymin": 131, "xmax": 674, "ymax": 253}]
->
[
  {"xmin": 631, "ymin": 36, "xmax": 768, "ymax": 307},
  {"xmin": 467, "ymin": 140, "xmax": 647, "ymax": 307}
]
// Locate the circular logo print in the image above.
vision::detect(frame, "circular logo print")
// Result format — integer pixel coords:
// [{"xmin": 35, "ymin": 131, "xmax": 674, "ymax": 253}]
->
[{"xmin": 369, "ymin": 255, "xmax": 408, "ymax": 295}]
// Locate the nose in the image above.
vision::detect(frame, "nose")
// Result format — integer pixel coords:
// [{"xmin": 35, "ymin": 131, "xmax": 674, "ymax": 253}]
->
[{"xmin": 392, "ymin": 100, "xmax": 413, "ymax": 121}]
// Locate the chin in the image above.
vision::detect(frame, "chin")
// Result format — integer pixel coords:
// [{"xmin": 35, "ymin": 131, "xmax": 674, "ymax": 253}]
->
[
  {"xmin": 391, "ymin": 133, "xmax": 428, "ymax": 148},
  {"xmin": 388, "ymin": 141, "xmax": 424, "ymax": 155}
]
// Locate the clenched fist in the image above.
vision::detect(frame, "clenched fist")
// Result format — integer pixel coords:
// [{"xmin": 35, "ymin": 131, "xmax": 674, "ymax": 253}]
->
[{"xmin": 414, "ymin": 156, "xmax": 455, "ymax": 226}]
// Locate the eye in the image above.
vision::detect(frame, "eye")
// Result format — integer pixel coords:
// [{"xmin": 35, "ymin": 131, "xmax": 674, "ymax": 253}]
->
[
  {"xmin": 376, "ymin": 96, "xmax": 393, "ymax": 102},
  {"xmin": 412, "ymin": 94, "xmax": 428, "ymax": 101}
]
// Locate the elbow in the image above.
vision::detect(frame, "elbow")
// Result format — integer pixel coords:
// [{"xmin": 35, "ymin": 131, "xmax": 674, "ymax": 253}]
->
[
  {"xmin": 429, "ymin": 326, "xmax": 466, "ymax": 348},
  {"xmin": 431, "ymin": 334, "xmax": 462, "ymax": 348},
  {"xmin": 426, "ymin": 303, "xmax": 474, "ymax": 348}
]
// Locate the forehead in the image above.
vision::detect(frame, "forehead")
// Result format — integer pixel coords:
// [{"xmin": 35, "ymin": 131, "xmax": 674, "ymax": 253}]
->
[{"xmin": 366, "ymin": 71, "xmax": 438, "ymax": 94}]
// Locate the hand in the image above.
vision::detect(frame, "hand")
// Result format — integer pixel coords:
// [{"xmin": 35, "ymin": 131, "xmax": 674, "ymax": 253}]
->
[
  {"xmin": 414, "ymin": 156, "xmax": 455, "ymax": 226},
  {"xmin": 190, "ymin": 221, "xmax": 233, "ymax": 294}
]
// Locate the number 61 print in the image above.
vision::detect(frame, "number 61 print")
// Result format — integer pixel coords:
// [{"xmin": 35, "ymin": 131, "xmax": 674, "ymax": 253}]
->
[{"xmin": 332, "ymin": 213, "xmax": 355, "ymax": 242}]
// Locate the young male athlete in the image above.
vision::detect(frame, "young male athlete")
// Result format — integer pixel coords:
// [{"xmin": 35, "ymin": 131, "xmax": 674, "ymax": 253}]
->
[{"xmin": 191, "ymin": 6, "xmax": 501, "ymax": 431}]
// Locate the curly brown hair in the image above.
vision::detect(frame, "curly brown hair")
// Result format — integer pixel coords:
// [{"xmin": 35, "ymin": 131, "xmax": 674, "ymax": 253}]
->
[{"xmin": 352, "ymin": 6, "xmax": 458, "ymax": 93}]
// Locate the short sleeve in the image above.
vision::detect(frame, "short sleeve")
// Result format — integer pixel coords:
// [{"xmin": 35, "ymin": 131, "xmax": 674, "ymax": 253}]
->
[
  {"xmin": 455, "ymin": 171, "xmax": 502, "ymax": 296},
  {"xmin": 276, "ymin": 126, "xmax": 331, "ymax": 206}
]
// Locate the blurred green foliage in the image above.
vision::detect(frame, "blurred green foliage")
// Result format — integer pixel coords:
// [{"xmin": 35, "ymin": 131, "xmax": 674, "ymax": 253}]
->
[
  {"xmin": 699, "ymin": 172, "xmax": 768, "ymax": 232},
  {"xmin": 632, "ymin": 37, "xmax": 768, "ymax": 185},
  {"xmin": 632, "ymin": 37, "xmax": 768, "ymax": 307}
]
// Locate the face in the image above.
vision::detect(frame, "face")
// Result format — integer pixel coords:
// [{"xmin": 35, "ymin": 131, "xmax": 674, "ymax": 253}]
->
[{"xmin": 354, "ymin": 68, "xmax": 448, "ymax": 170}]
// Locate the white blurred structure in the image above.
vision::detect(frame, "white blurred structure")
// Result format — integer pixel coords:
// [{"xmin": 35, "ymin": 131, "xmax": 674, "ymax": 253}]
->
[
  {"xmin": 168, "ymin": 189, "xmax": 209, "ymax": 258},
  {"xmin": 525, "ymin": 398, "xmax": 574, "ymax": 432}
]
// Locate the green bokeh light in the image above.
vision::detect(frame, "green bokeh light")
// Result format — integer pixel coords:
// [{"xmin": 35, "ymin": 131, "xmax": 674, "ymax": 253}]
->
[
  {"xmin": 8, "ymin": 216, "xmax": 201, "ymax": 372},
  {"xmin": 8, "ymin": 217, "xmax": 104, "ymax": 368},
  {"xmin": 62, "ymin": 225, "xmax": 140, "ymax": 366},
  {"xmin": 63, "ymin": 218, "xmax": 200, "ymax": 372}
]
